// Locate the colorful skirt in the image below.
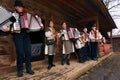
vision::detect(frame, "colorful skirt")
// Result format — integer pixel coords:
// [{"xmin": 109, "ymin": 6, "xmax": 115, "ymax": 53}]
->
[{"xmin": 62, "ymin": 40, "xmax": 74, "ymax": 54}]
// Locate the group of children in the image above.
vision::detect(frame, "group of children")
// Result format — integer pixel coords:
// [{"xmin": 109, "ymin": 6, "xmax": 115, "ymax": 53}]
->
[
  {"xmin": 1, "ymin": 0, "xmax": 106, "ymax": 77},
  {"xmin": 45, "ymin": 21, "xmax": 106, "ymax": 70}
]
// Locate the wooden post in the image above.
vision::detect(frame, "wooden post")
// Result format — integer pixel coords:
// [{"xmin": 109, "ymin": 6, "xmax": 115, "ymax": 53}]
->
[
  {"xmin": 110, "ymin": 30, "xmax": 113, "ymax": 44},
  {"xmin": 96, "ymin": 16, "xmax": 100, "ymax": 54},
  {"xmin": 96, "ymin": 16, "xmax": 99, "ymax": 30}
]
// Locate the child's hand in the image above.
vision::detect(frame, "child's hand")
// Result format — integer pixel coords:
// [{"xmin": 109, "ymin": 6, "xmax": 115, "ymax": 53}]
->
[{"xmin": 2, "ymin": 25, "xmax": 10, "ymax": 32}]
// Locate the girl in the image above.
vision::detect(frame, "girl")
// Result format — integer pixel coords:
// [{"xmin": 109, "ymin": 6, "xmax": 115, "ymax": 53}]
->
[
  {"xmin": 45, "ymin": 21, "xmax": 58, "ymax": 70},
  {"xmin": 59, "ymin": 22, "xmax": 74, "ymax": 65},
  {"xmin": 89, "ymin": 26, "xmax": 100, "ymax": 60}
]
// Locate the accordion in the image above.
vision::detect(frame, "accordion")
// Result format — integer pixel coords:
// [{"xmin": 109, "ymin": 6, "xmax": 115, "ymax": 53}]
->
[
  {"xmin": 67, "ymin": 28, "xmax": 74, "ymax": 39},
  {"xmin": 12, "ymin": 12, "xmax": 21, "ymax": 32},
  {"xmin": 29, "ymin": 14, "xmax": 44, "ymax": 32},
  {"xmin": 61, "ymin": 28, "xmax": 80, "ymax": 40},
  {"xmin": 12, "ymin": 12, "xmax": 44, "ymax": 32},
  {"xmin": 73, "ymin": 28, "xmax": 80, "ymax": 39},
  {"xmin": 68, "ymin": 28, "xmax": 80, "ymax": 39},
  {"xmin": 0, "ymin": 6, "xmax": 15, "ymax": 28}
]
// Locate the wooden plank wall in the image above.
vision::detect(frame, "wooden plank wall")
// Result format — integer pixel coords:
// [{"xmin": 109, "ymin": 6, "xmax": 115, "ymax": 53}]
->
[
  {"xmin": 112, "ymin": 38, "xmax": 120, "ymax": 52},
  {"xmin": 0, "ymin": 0, "xmax": 72, "ymax": 65}
]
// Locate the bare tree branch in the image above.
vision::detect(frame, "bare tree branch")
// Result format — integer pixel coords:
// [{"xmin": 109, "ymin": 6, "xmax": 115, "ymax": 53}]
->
[
  {"xmin": 108, "ymin": 3, "xmax": 120, "ymax": 10},
  {"xmin": 109, "ymin": 10, "xmax": 120, "ymax": 12},
  {"xmin": 103, "ymin": 0, "xmax": 120, "ymax": 35},
  {"xmin": 103, "ymin": 0, "xmax": 118, "ymax": 9},
  {"xmin": 117, "ymin": 29, "xmax": 120, "ymax": 34}
]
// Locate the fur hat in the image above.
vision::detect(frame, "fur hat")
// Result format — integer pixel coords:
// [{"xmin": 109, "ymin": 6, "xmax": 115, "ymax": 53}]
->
[{"xmin": 14, "ymin": 0, "xmax": 24, "ymax": 7}]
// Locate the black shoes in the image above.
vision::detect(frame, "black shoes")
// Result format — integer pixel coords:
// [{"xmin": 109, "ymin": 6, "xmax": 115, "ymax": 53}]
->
[
  {"xmin": 17, "ymin": 71, "xmax": 23, "ymax": 77},
  {"xmin": 86, "ymin": 57, "xmax": 90, "ymax": 61},
  {"xmin": 48, "ymin": 65, "xmax": 52, "ymax": 70},
  {"xmin": 66, "ymin": 59, "xmax": 70, "ymax": 65},
  {"xmin": 17, "ymin": 70, "xmax": 34, "ymax": 77},
  {"xmin": 51, "ymin": 64, "xmax": 56, "ymax": 67},
  {"xmin": 48, "ymin": 55, "xmax": 55, "ymax": 70},
  {"xmin": 79, "ymin": 60, "xmax": 85, "ymax": 63},
  {"xmin": 48, "ymin": 64, "xmax": 56, "ymax": 70},
  {"xmin": 61, "ymin": 59, "xmax": 70, "ymax": 65},
  {"xmin": 92, "ymin": 57, "xmax": 98, "ymax": 61},
  {"xmin": 26, "ymin": 70, "xmax": 35, "ymax": 75},
  {"xmin": 61, "ymin": 59, "xmax": 65, "ymax": 65}
]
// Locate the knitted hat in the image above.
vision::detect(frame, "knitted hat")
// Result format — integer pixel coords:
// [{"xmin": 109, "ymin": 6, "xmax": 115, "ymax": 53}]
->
[{"xmin": 14, "ymin": 0, "xmax": 24, "ymax": 7}]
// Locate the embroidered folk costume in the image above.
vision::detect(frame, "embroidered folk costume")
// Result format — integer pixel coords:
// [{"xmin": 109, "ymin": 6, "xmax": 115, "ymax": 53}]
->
[
  {"xmin": 74, "ymin": 28, "xmax": 90, "ymax": 63},
  {"xmin": 45, "ymin": 21, "xmax": 57, "ymax": 70},
  {"xmin": 89, "ymin": 26, "xmax": 99, "ymax": 60},
  {"xmin": 59, "ymin": 22, "xmax": 74, "ymax": 65},
  {"xmin": 82, "ymin": 28, "xmax": 91, "ymax": 61},
  {"xmin": 12, "ymin": 0, "xmax": 35, "ymax": 77},
  {"xmin": 74, "ymin": 29, "xmax": 86, "ymax": 63}
]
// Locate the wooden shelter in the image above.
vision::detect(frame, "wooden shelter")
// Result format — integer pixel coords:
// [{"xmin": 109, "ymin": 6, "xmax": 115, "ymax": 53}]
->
[
  {"xmin": 0, "ymin": 0, "xmax": 116, "ymax": 74},
  {"xmin": 112, "ymin": 35, "xmax": 120, "ymax": 52}
]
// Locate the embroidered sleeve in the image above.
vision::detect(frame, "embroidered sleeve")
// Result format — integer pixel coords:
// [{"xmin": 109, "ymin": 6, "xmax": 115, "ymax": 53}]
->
[
  {"xmin": 89, "ymin": 32, "xmax": 93, "ymax": 39},
  {"xmin": 98, "ymin": 32, "xmax": 102, "ymax": 39},
  {"xmin": 45, "ymin": 31, "xmax": 52, "ymax": 37}
]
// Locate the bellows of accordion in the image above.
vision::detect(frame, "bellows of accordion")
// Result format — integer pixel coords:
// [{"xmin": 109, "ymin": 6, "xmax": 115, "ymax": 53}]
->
[
  {"xmin": 12, "ymin": 12, "xmax": 44, "ymax": 32},
  {"xmin": 0, "ymin": 6, "xmax": 13, "ymax": 27}
]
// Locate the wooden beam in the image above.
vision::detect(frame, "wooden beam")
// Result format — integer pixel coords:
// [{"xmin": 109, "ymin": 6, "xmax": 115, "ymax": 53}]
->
[
  {"xmin": 96, "ymin": 16, "xmax": 99, "ymax": 30},
  {"xmin": 110, "ymin": 30, "xmax": 113, "ymax": 44},
  {"xmin": 78, "ymin": 16, "xmax": 97, "ymax": 23}
]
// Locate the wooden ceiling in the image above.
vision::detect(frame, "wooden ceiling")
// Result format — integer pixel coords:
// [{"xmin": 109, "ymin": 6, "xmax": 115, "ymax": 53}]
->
[
  {"xmin": 24, "ymin": 0, "xmax": 116, "ymax": 31},
  {"xmin": 0, "ymin": 0, "xmax": 116, "ymax": 37}
]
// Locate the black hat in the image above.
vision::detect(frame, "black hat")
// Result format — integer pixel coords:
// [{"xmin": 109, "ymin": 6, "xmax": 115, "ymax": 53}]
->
[{"xmin": 14, "ymin": 0, "xmax": 24, "ymax": 7}]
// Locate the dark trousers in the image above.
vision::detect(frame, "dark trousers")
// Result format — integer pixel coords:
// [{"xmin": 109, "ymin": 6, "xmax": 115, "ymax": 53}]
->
[
  {"xmin": 61, "ymin": 54, "xmax": 70, "ymax": 65},
  {"xmin": 13, "ymin": 30, "xmax": 32, "ymax": 72},
  {"xmin": 62, "ymin": 54, "xmax": 70, "ymax": 61},
  {"xmin": 83, "ymin": 42, "xmax": 90, "ymax": 59},
  {"xmin": 90, "ymin": 42, "xmax": 98, "ymax": 59},
  {"xmin": 48, "ymin": 55, "xmax": 54, "ymax": 66},
  {"xmin": 77, "ymin": 48, "xmax": 85, "ymax": 61}
]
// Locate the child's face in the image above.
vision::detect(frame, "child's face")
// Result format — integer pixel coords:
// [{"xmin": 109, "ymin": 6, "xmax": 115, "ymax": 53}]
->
[
  {"xmin": 15, "ymin": 6, "xmax": 24, "ymax": 13},
  {"xmin": 84, "ymin": 28, "xmax": 87, "ymax": 32},
  {"xmin": 92, "ymin": 27, "xmax": 96, "ymax": 31},
  {"xmin": 62, "ymin": 22, "xmax": 67, "ymax": 29},
  {"xmin": 49, "ymin": 21, "xmax": 54, "ymax": 27}
]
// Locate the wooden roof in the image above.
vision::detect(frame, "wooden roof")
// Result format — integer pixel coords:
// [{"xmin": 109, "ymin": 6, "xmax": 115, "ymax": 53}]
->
[
  {"xmin": 27, "ymin": 0, "xmax": 116, "ymax": 30},
  {"xmin": 0, "ymin": 0, "xmax": 116, "ymax": 37}
]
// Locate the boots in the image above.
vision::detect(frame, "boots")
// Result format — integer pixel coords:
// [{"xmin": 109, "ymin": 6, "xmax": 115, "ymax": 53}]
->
[
  {"xmin": 61, "ymin": 54, "xmax": 71, "ymax": 65},
  {"xmin": 61, "ymin": 58, "xmax": 65, "ymax": 65},
  {"xmin": 51, "ymin": 55, "xmax": 55, "ymax": 67},
  {"xmin": 26, "ymin": 70, "xmax": 35, "ymax": 75},
  {"xmin": 17, "ymin": 71, "xmax": 23, "ymax": 77},
  {"xmin": 66, "ymin": 59, "xmax": 70, "ymax": 65},
  {"xmin": 66, "ymin": 54, "xmax": 70, "ymax": 65},
  {"xmin": 48, "ymin": 55, "xmax": 55, "ymax": 70},
  {"xmin": 48, "ymin": 55, "xmax": 52, "ymax": 70},
  {"xmin": 26, "ymin": 64, "xmax": 34, "ymax": 75}
]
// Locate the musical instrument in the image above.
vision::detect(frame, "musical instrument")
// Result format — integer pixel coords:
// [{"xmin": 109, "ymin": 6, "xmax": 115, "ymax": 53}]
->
[
  {"xmin": 12, "ymin": 12, "xmax": 20, "ymax": 32},
  {"xmin": 68, "ymin": 28, "xmax": 81, "ymax": 39},
  {"xmin": 73, "ymin": 28, "xmax": 80, "ymax": 39},
  {"xmin": 12, "ymin": 12, "xmax": 44, "ymax": 32},
  {"xmin": 0, "ymin": 6, "xmax": 15, "ymax": 28},
  {"xmin": 62, "ymin": 30, "xmax": 69, "ymax": 40},
  {"xmin": 12, "ymin": 12, "xmax": 30, "ymax": 33},
  {"xmin": 29, "ymin": 14, "xmax": 44, "ymax": 32},
  {"xmin": 75, "ymin": 39, "xmax": 82, "ymax": 49},
  {"xmin": 59, "ymin": 28, "xmax": 80, "ymax": 40},
  {"xmin": 75, "ymin": 37, "xmax": 85, "ymax": 49},
  {"xmin": 67, "ymin": 28, "xmax": 74, "ymax": 39},
  {"xmin": 79, "ymin": 36, "xmax": 85, "ymax": 47}
]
